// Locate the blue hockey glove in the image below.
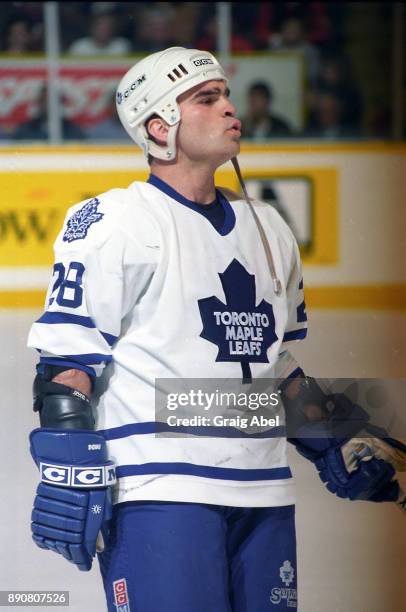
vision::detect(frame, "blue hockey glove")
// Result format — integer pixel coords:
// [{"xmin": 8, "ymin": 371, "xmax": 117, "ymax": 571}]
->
[
  {"xmin": 30, "ymin": 428, "xmax": 116, "ymax": 571},
  {"xmin": 290, "ymin": 393, "xmax": 401, "ymax": 502}
]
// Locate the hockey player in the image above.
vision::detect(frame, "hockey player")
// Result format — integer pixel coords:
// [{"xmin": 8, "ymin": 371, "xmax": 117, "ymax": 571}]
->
[{"xmin": 28, "ymin": 47, "xmax": 404, "ymax": 611}]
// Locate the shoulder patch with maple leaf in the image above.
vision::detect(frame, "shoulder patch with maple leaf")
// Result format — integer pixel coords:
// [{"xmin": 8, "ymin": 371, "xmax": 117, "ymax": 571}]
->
[{"xmin": 63, "ymin": 197, "xmax": 104, "ymax": 243}]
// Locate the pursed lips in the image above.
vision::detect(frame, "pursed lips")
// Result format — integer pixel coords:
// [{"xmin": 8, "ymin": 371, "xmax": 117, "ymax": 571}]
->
[{"xmin": 227, "ymin": 120, "xmax": 242, "ymax": 133}]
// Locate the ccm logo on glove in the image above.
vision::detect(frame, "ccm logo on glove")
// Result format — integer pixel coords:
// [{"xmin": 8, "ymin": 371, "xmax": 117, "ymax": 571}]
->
[{"xmin": 40, "ymin": 463, "xmax": 116, "ymax": 487}]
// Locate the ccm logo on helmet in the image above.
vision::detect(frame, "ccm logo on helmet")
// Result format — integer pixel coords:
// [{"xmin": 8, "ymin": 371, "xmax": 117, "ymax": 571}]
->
[
  {"xmin": 117, "ymin": 73, "xmax": 147, "ymax": 105},
  {"xmin": 193, "ymin": 58, "xmax": 214, "ymax": 67}
]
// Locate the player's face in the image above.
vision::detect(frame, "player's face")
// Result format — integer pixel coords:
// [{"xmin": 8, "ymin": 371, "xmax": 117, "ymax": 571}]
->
[{"xmin": 176, "ymin": 80, "xmax": 241, "ymax": 166}]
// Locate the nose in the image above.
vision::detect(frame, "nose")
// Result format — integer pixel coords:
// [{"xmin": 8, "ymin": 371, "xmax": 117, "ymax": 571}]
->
[{"xmin": 222, "ymin": 96, "xmax": 236, "ymax": 118}]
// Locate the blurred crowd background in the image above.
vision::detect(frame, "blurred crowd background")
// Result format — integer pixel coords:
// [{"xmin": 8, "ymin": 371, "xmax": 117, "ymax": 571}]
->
[{"xmin": 0, "ymin": 1, "xmax": 404, "ymax": 142}]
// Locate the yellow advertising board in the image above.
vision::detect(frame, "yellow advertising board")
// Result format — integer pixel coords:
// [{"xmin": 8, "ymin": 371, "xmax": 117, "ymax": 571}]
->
[
  {"xmin": 0, "ymin": 165, "xmax": 336, "ymax": 267},
  {"xmin": 0, "ymin": 143, "xmax": 405, "ymax": 309},
  {"xmin": 0, "ymin": 170, "xmax": 147, "ymax": 266}
]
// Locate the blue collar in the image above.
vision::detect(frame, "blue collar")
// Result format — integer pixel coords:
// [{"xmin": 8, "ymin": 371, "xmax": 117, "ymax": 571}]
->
[{"xmin": 147, "ymin": 174, "xmax": 235, "ymax": 236}]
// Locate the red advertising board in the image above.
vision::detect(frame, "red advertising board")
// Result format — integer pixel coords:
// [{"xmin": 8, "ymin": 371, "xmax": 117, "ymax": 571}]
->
[
  {"xmin": 0, "ymin": 60, "xmax": 129, "ymax": 129},
  {"xmin": 0, "ymin": 54, "xmax": 303, "ymax": 133}
]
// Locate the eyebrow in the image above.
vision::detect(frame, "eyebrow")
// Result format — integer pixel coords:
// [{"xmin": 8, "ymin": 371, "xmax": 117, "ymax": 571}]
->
[{"xmin": 192, "ymin": 86, "xmax": 231, "ymax": 99}]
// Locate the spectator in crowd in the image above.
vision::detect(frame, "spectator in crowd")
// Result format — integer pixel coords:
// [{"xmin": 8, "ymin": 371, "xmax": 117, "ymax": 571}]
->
[
  {"xmin": 305, "ymin": 3, "xmax": 335, "ymax": 49},
  {"xmin": 59, "ymin": 2, "xmax": 91, "ymax": 51},
  {"xmin": 170, "ymin": 2, "xmax": 201, "ymax": 48},
  {"xmin": 0, "ymin": 125, "xmax": 14, "ymax": 140},
  {"xmin": 269, "ymin": 17, "xmax": 320, "ymax": 84},
  {"xmin": 68, "ymin": 11, "xmax": 131, "ymax": 56},
  {"xmin": 309, "ymin": 53, "xmax": 363, "ymax": 132},
  {"xmin": 84, "ymin": 90, "xmax": 129, "ymax": 141},
  {"xmin": 369, "ymin": 107, "xmax": 392, "ymax": 139},
  {"xmin": 231, "ymin": 2, "xmax": 260, "ymax": 49},
  {"xmin": 2, "ymin": 15, "xmax": 34, "ymax": 54},
  {"xmin": 132, "ymin": 4, "xmax": 176, "ymax": 52},
  {"xmin": 241, "ymin": 82, "xmax": 292, "ymax": 139},
  {"xmin": 302, "ymin": 88, "xmax": 362, "ymax": 139},
  {"xmin": 254, "ymin": 3, "xmax": 345, "ymax": 52},
  {"xmin": 13, "ymin": 85, "xmax": 85, "ymax": 141},
  {"xmin": 196, "ymin": 10, "xmax": 254, "ymax": 52}
]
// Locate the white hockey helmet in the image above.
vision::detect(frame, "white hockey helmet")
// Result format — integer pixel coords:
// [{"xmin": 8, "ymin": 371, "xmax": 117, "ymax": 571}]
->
[{"xmin": 116, "ymin": 46, "xmax": 228, "ymax": 161}]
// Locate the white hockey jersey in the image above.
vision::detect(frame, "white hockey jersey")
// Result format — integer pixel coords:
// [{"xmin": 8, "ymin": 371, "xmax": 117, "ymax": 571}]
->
[{"xmin": 28, "ymin": 175, "xmax": 307, "ymax": 507}]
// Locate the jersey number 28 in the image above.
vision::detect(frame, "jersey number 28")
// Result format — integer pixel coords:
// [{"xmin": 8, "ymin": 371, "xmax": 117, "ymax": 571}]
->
[{"xmin": 48, "ymin": 261, "xmax": 84, "ymax": 308}]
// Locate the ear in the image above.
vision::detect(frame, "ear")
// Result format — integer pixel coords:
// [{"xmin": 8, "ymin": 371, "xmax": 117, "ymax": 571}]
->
[{"xmin": 146, "ymin": 116, "xmax": 169, "ymax": 146}]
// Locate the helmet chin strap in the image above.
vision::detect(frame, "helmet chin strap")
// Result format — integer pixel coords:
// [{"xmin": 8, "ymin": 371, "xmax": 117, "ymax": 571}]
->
[{"xmin": 231, "ymin": 156, "xmax": 282, "ymax": 296}]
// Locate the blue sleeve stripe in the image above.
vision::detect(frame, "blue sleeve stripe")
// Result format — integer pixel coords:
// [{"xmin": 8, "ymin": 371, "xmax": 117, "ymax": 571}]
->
[
  {"xmin": 116, "ymin": 462, "xmax": 292, "ymax": 482},
  {"xmin": 63, "ymin": 353, "xmax": 112, "ymax": 365},
  {"xmin": 277, "ymin": 366, "xmax": 305, "ymax": 392},
  {"xmin": 36, "ymin": 311, "xmax": 96, "ymax": 328},
  {"xmin": 35, "ymin": 312, "xmax": 118, "ymax": 347},
  {"xmin": 99, "ymin": 421, "xmax": 286, "ymax": 440},
  {"xmin": 283, "ymin": 328, "xmax": 307, "ymax": 342},
  {"xmin": 296, "ymin": 301, "xmax": 307, "ymax": 323},
  {"xmin": 40, "ymin": 353, "xmax": 111, "ymax": 366},
  {"xmin": 101, "ymin": 331, "xmax": 118, "ymax": 347},
  {"xmin": 39, "ymin": 357, "xmax": 96, "ymax": 378},
  {"xmin": 298, "ymin": 278, "xmax": 303, "ymax": 290},
  {"xmin": 286, "ymin": 367, "xmax": 305, "ymax": 379},
  {"xmin": 100, "ymin": 422, "xmax": 157, "ymax": 438}
]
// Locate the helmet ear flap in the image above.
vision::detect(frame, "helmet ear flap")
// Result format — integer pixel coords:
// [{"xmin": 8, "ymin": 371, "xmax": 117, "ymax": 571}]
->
[
  {"xmin": 141, "ymin": 112, "xmax": 179, "ymax": 162},
  {"xmin": 147, "ymin": 124, "xmax": 179, "ymax": 161}
]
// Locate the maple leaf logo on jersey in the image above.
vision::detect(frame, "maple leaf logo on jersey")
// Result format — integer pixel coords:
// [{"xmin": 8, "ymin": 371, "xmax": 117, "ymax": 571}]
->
[
  {"xmin": 198, "ymin": 259, "xmax": 277, "ymax": 382},
  {"xmin": 63, "ymin": 197, "xmax": 104, "ymax": 243}
]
